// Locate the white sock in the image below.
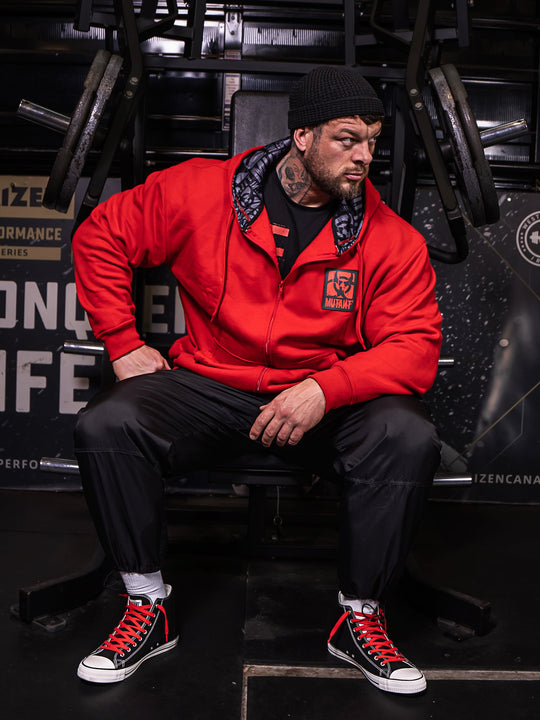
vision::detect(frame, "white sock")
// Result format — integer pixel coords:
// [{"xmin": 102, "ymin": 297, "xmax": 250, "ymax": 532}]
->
[
  {"xmin": 120, "ymin": 570, "xmax": 167, "ymax": 603},
  {"xmin": 338, "ymin": 591, "xmax": 379, "ymax": 615}
]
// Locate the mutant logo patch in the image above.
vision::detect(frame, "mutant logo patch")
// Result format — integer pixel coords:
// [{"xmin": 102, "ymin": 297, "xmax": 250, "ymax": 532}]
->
[{"xmin": 322, "ymin": 269, "xmax": 358, "ymax": 312}]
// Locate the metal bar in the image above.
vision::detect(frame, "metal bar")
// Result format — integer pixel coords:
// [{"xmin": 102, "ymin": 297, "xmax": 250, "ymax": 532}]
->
[
  {"xmin": 40, "ymin": 457, "xmax": 80, "ymax": 474},
  {"xmin": 74, "ymin": 0, "xmax": 93, "ymax": 32},
  {"xmin": 480, "ymin": 119, "xmax": 529, "ymax": 148},
  {"xmin": 18, "ymin": 546, "xmax": 110, "ymax": 623},
  {"xmin": 63, "ymin": 339, "xmax": 105, "ymax": 355},
  {"xmin": 369, "ymin": 0, "xmax": 410, "ymax": 53},
  {"xmin": 75, "ymin": 0, "xmax": 146, "ymax": 227},
  {"xmin": 137, "ymin": 0, "xmax": 179, "ymax": 42},
  {"xmin": 388, "ymin": 86, "xmax": 418, "ymax": 220},
  {"xmin": 185, "ymin": 0, "xmax": 207, "ymax": 60},
  {"xmin": 433, "ymin": 474, "xmax": 472, "ymax": 485},
  {"xmin": 404, "ymin": 0, "xmax": 433, "ymax": 100},
  {"xmin": 17, "ymin": 100, "xmax": 70, "ymax": 134},
  {"xmin": 404, "ymin": 0, "xmax": 468, "ymax": 263},
  {"xmin": 141, "ymin": 56, "xmax": 406, "ymax": 80},
  {"xmin": 402, "ymin": 563, "xmax": 494, "ymax": 636}
]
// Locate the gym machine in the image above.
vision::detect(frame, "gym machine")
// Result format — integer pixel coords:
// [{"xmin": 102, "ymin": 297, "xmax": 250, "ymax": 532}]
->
[{"xmin": 17, "ymin": 0, "xmax": 529, "ymax": 261}]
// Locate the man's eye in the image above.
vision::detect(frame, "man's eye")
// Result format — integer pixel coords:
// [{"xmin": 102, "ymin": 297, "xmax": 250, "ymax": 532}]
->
[{"xmin": 340, "ymin": 137, "xmax": 354, "ymax": 146}]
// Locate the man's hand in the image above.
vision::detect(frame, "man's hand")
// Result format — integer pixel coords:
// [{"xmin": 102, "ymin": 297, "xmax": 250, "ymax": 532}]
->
[
  {"xmin": 249, "ymin": 378, "xmax": 326, "ymax": 447},
  {"xmin": 112, "ymin": 345, "xmax": 171, "ymax": 381}
]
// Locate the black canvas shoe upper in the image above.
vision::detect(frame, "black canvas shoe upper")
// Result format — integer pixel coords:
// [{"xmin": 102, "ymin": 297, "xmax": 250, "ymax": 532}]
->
[
  {"xmin": 96, "ymin": 591, "xmax": 175, "ymax": 665},
  {"xmin": 327, "ymin": 596, "xmax": 426, "ymax": 694},
  {"xmin": 77, "ymin": 585, "xmax": 178, "ymax": 682}
]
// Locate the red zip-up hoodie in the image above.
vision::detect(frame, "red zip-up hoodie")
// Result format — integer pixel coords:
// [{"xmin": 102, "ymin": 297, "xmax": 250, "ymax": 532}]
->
[{"xmin": 72, "ymin": 139, "xmax": 442, "ymax": 412}]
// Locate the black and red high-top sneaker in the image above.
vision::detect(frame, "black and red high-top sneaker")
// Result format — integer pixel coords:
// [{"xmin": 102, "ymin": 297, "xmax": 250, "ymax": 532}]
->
[
  {"xmin": 77, "ymin": 585, "xmax": 179, "ymax": 683},
  {"xmin": 327, "ymin": 592, "xmax": 426, "ymax": 695}
]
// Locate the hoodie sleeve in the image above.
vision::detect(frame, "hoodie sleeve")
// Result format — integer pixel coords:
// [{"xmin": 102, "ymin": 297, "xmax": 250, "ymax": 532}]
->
[
  {"xmin": 72, "ymin": 171, "xmax": 168, "ymax": 361},
  {"xmin": 312, "ymin": 218, "xmax": 442, "ymax": 411}
]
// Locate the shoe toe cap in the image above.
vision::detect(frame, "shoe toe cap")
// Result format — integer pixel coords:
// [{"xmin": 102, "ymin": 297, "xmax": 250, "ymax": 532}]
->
[
  {"xmin": 389, "ymin": 667, "xmax": 424, "ymax": 681},
  {"xmin": 81, "ymin": 654, "xmax": 116, "ymax": 670}
]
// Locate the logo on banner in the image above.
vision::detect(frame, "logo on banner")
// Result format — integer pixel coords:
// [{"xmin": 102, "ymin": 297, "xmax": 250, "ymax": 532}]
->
[
  {"xmin": 0, "ymin": 176, "xmax": 73, "ymax": 261},
  {"xmin": 516, "ymin": 211, "xmax": 540, "ymax": 267},
  {"xmin": 322, "ymin": 269, "xmax": 358, "ymax": 311}
]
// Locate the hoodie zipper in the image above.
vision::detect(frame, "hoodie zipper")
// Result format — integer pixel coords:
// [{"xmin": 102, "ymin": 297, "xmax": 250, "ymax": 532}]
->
[
  {"xmin": 256, "ymin": 279, "xmax": 284, "ymax": 391},
  {"xmin": 265, "ymin": 280, "xmax": 284, "ymax": 362}
]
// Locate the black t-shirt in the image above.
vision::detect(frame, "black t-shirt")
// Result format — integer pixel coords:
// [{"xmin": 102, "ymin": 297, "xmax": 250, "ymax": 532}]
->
[{"xmin": 263, "ymin": 169, "xmax": 336, "ymax": 278}]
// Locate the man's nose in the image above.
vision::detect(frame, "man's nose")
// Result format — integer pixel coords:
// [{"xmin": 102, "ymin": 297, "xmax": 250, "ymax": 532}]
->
[{"xmin": 351, "ymin": 141, "xmax": 373, "ymax": 165}]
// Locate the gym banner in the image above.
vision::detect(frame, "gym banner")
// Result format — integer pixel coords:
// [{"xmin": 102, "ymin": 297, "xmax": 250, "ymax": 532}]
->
[
  {"xmin": 0, "ymin": 176, "xmax": 116, "ymax": 488},
  {"xmin": 0, "ymin": 176, "xmax": 73, "ymax": 260},
  {"xmin": 416, "ymin": 189, "xmax": 540, "ymax": 504},
  {"xmin": 0, "ymin": 175, "xmax": 189, "ymax": 490}
]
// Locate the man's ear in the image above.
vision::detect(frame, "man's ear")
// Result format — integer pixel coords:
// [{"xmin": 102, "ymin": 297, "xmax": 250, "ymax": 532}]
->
[{"xmin": 293, "ymin": 127, "xmax": 311, "ymax": 152}]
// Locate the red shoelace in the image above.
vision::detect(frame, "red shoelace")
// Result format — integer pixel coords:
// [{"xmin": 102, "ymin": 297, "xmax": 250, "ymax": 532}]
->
[
  {"xmin": 329, "ymin": 609, "xmax": 406, "ymax": 666},
  {"xmin": 100, "ymin": 596, "xmax": 169, "ymax": 656}
]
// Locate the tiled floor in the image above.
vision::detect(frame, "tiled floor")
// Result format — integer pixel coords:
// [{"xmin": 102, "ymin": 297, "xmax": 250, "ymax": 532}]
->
[{"xmin": 2, "ymin": 489, "xmax": 539, "ymax": 719}]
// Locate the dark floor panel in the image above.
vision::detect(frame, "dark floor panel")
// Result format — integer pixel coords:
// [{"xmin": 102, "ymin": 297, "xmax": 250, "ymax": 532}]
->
[
  {"xmin": 3, "ymin": 490, "xmax": 540, "ymax": 719},
  {"xmin": 4, "ymin": 562, "xmax": 246, "ymax": 720},
  {"xmin": 401, "ymin": 501, "xmax": 540, "ymax": 671},
  {"xmin": 245, "ymin": 676, "xmax": 540, "ymax": 720},
  {"xmin": 244, "ymin": 502, "xmax": 540, "ymax": 673},
  {"xmin": 2, "ymin": 490, "xmax": 247, "ymax": 720},
  {"xmin": 245, "ymin": 559, "xmax": 337, "ymax": 665},
  {"xmin": 244, "ymin": 559, "xmax": 466, "ymax": 671}
]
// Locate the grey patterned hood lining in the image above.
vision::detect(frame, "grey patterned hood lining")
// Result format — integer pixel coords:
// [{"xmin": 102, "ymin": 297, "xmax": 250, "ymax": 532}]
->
[{"xmin": 232, "ymin": 137, "xmax": 365, "ymax": 255}]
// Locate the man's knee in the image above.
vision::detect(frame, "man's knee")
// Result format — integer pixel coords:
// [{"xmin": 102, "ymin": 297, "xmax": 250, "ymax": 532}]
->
[
  {"xmin": 74, "ymin": 386, "xmax": 137, "ymax": 450},
  {"xmin": 378, "ymin": 396, "xmax": 440, "ymax": 459},
  {"xmin": 336, "ymin": 395, "xmax": 441, "ymax": 482}
]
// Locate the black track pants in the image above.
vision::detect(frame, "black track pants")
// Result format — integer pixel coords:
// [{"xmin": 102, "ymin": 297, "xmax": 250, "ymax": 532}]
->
[{"xmin": 74, "ymin": 368, "xmax": 441, "ymax": 601}]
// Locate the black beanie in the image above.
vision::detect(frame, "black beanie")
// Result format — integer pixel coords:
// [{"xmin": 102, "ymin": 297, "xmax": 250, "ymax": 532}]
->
[{"xmin": 288, "ymin": 66, "xmax": 385, "ymax": 130}]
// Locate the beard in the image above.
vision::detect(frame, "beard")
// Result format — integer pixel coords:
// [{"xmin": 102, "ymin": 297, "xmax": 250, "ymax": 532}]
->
[{"xmin": 302, "ymin": 147, "xmax": 366, "ymax": 201}]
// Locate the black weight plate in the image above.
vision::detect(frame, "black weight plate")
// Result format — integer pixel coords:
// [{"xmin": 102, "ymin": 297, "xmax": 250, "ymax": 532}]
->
[
  {"xmin": 441, "ymin": 64, "xmax": 499, "ymax": 225},
  {"xmin": 43, "ymin": 50, "xmax": 111, "ymax": 210},
  {"xmin": 429, "ymin": 66, "xmax": 486, "ymax": 226},
  {"xmin": 55, "ymin": 54, "xmax": 123, "ymax": 213}
]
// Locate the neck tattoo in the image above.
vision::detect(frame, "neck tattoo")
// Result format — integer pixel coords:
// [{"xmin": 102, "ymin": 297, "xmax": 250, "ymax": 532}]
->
[{"xmin": 276, "ymin": 148, "xmax": 314, "ymax": 205}]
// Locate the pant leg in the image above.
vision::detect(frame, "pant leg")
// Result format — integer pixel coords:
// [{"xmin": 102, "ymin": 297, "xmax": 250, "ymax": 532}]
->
[
  {"xmin": 297, "ymin": 395, "xmax": 441, "ymax": 603},
  {"xmin": 74, "ymin": 368, "xmax": 264, "ymax": 573}
]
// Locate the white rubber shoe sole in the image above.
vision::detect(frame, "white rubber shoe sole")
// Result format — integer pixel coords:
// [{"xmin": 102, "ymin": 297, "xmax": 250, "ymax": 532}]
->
[
  {"xmin": 328, "ymin": 642, "xmax": 427, "ymax": 695},
  {"xmin": 77, "ymin": 635, "xmax": 179, "ymax": 684}
]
